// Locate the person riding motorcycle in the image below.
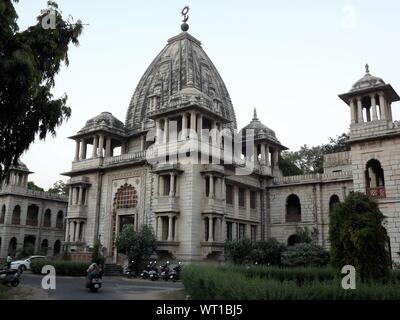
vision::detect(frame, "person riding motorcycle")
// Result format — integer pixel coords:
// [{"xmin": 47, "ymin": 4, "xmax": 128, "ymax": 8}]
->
[{"xmin": 86, "ymin": 261, "xmax": 102, "ymax": 287}]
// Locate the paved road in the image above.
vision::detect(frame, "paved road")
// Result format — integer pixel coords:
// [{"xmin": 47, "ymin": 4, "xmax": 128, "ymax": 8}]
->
[{"xmin": 18, "ymin": 273, "xmax": 184, "ymax": 300}]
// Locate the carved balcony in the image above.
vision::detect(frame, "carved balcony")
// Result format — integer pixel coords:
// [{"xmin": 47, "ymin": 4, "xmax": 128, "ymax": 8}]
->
[{"xmin": 366, "ymin": 186, "xmax": 386, "ymax": 199}]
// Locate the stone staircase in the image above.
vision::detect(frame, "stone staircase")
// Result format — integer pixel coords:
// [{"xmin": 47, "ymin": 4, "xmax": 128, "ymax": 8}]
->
[{"xmin": 104, "ymin": 263, "xmax": 123, "ymax": 276}]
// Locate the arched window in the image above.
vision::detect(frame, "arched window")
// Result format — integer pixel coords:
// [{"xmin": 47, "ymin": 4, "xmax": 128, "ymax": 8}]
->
[
  {"xmin": 365, "ymin": 159, "xmax": 386, "ymax": 198},
  {"xmin": 53, "ymin": 240, "xmax": 61, "ymax": 256},
  {"xmin": 40, "ymin": 239, "xmax": 49, "ymax": 255},
  {"xmin": 12, "ymin": 206, "xmax": 21, "ymax": 225},
  {"xmin": 287, "ymin": 234, "xmax": 301, "ymax": 246},
  {"xmin": 43, "ymin": 209, "xmax": 51, "ymax": 227},
  {"xmin": 56, "ymin": 211, "xmax": 64, "ymax": 229},
  {"xmin": 286, "ymin": 194, "xmax": 301, "ymax": 222},
  {"xmin": 329, "ymin": 195, "xmax": 340, "ymax": 213},
  {"xmin": 8, "ymin": 237, "xmax": 17, "ymax": 257},
  {"xmin": 114, "ymin": 184, "xmax": 138, "ymax": 209},
  {"xmin": 0, "ymin": 205, "xmax": 5, "ymax": 224},
  {"xmin": 27, "ymin": 204, "xmax": 39, "ymax": 226},
  {"xmin": 23, "ymin": 235, "xmax": 36, "ymax": 255}
]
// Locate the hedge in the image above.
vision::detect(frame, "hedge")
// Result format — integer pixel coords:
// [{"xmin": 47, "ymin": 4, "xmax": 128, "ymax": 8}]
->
[
  {"xmin": 182, "ymin": 265, "xmax": 400, "ymax": 300},
  {"xmin": 31, "ymin": 260, "xmax": 91, "ymax": 276}
]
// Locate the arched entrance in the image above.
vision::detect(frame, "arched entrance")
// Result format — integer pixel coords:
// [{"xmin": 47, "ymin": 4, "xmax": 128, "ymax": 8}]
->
[
  {"xmin": 329, "ymin": 195, "xmax": 340, "ymax": 213},
  {"xmin": 40, "ymin": 239, "xmax": 49, "ymax": 256},
  {"xmin": 286, "ymin": 194, "xmax": 301, "ymax": 222},
  {"xmin": 53, "ymin": 240, "xmax": 61, "ymax": 256},
  {"xmin": 287, "ymin": 234, "xmax": 301, "ymax": 246},
  {"xmin": 23, "ymin": 235, "xmax": 36, "ymax": 256},
  {"xmin": 8, "ymin": 238, "xmax": 17, "ymax": 257}
]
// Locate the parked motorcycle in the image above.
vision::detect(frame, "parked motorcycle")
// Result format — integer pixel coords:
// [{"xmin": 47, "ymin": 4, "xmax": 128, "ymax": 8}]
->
[
  {"xmin": 160, "ymin": 261, "xmax": 171, "ymax": 281},
  {"xmin": 0, "ymin": 269, "xmax": 21, "ymax": 287},
  {"xmin": 169, "ymin": 262, "xmax": 183, "ymax": 282},
  {"xmin": 124, "ymin": 260, "xmax": 137, "ymax": 279},
  {"xmin": 149, "ymin": 261, "xmax": 159, "ymax": 281},
  {"xmin": 140, "ymin": 262, "xmax": 153, "ymax": 280}
]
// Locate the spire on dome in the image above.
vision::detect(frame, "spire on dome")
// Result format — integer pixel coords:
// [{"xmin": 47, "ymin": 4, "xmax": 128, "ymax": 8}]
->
[
  {"xmin": 253, "ymin": 108, "xmax": 258, "ymax": 121},
  {"xmin": 365, "ymin": 63, "xmax": 370, "ymax": 74},
  {"xmin": 181, "ymin": 6, "xmax": 190, "ymax": 32}
]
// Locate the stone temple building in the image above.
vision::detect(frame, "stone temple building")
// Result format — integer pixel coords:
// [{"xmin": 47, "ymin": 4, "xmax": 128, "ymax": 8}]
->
[
  {"xmin": 62, "ymin": 18, "xmax": 400, "ymax": 263},
  {"xmin": 0, "ymin": 161, "xmax": 68, "ymax": 258}
]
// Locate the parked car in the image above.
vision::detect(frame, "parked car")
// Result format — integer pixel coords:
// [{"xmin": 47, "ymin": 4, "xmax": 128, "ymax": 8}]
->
[{"xmin": 10, "ymin": 255, "xmax": 46, "ymax": 271}]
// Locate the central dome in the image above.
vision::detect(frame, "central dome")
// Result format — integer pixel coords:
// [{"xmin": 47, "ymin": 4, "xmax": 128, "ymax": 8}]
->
[{"xmin": 125, "ymin": 32, "xmax": 237, "ymax": 132}]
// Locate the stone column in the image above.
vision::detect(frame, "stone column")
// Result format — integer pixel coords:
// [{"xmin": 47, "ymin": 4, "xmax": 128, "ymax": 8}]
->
[
  {"xmin": 78, "ymin": 187, "xmax": 83, "ymax": 206},
  {"xmin": 350, "ymin": 99, "xmax": 356, "ymax": 124},
  {"xmin": 221, "ymin": 177, "xmax": 226, "ymax": 200},
  {"xmin": 163, "ymin": 118, "xmax": 169, "ymax": 143},
  {"xmin": 261, "ymin": 143, "xmax": 266, "ymax": 163},
  {"xmin": 155, "ymin": 120, "xmax": 161, "ymax": 143},
  {"xmin": 169, "ymin": 173, "xmax": 175, "ymax": 197},
  {"xmin": 370, "ymin": 95, "xmax": 378, "ymax": 121},
  {"xmin": 156, "ymin": 216, "xmax": 161, "ymax": 240},
  {"xmin": 73, "ymin": 221, "xmax": 77, "ymax": 242},
  {"xmin": 155, "ymin": 175, "xmax": 159, "ymax": 197},
  {"xmin": 68, "ymin": 189, "xmax": 73, "ymax": 205},
  {"xmin": 190, "ymin": 112, "xmax": 196, "ymax": 138},
  {"xmin": 74, "ymin": 140, "xmax": 80, "ymax": 161},
  {"xmin": 208, "ymin": 216, "xmax": 214, "ymax": 242},
  {"xmin": 357, "ymin": 97, "xmax": 363, "ymax": 123},
  {"xmin": 98, "ymin": 135, "xmax": 104, "ymax": 157},
  {"xmin": 76, "ymin": 222, "xmax": 81, "ymax": 242},
  {"xmin": 105, "ymin": 137, "xmax": 112, "ymax": 157},
  {"xmin": 92, "ymin": 136, "xmax": 98, "ymax": 158},
  {"xmin": 79, "ymin": 139, "xmax": 85, "ymax": 160},
  {"xmin": 197, "ymin": 114, "xmax": 203, "ymax": 139},
  {"xmin": 167, "ymin": 215, "xmax": 174, "ymax": 241},
  {"xmin": 265, "ymin": 145, "xmax": 270, "ymax": 165},
  {"xmin": 72, "ymin": 187, "xmax": 77, "ymax": 205},
  {"xmin": 379, "ymin": 93, "xmax": 387, "ymax": 120},
  {"xmin": 174, "ymin": 217, "xmax": 178, "ymax": 241},
  {"xmin": 209, "ymin": 174, "xmax": 214, "ymax": 198},
  {"xmin": 273, "ymin": 150, "xmax": 279, "ymax": 167},
  {"xmin": 182, "ymin": 113, "xmax": 187, "ymax": 139}
]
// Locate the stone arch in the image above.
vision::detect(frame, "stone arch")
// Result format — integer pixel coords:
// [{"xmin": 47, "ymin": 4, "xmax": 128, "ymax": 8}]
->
[
  {"xmin": 43, "ymin": 209, "xmax": 51, "ymax": 227},
  {"xmin": 8, "ymin": 237, "xmax": 17, "ymax": 257},
  {"xmin": 27, "ymin": 204, "xmax": 39, "ymax": 226},
  {"xmin": 365, "ymin": 159, "xmax": 385, "ymax": 198},
  {"xmin": 287, "ymin": 234, "xmax": 301, "ymax": 246},
  {"xmin": 23, "ymin": 235, "xmax": 36, "ymax": 256},
  {"xmin": 40, "ymin": 239, "xmax": 49, "ymax": 255},
  {"xmin": 53, "ymin": 240, "xmax": 61, "ymax": 256},
  {"xmin": 329, "ymin": 194, "xmax": 340, "ymax": 213},
  {"xmin": 286, "ymin": 194, "xmax": 301, "ymax": 222},
  {"xmin": 0, "ymin": 204, "xmax": 5, "ymax": 224},
  {"xmin": 56, "ymin": 211, "xmax": 64, "ymax": 229},
  {"xmin": 12, "ymin": 205, "xmax": 21, "ymax": 225},
  {"xmin": 111, "ymin": 184, "xmax": 139, "ymax": 255}
]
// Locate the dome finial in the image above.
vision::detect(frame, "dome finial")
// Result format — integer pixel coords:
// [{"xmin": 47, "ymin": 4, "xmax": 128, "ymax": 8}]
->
[
  {"xmin": 365, "ymin": 63, "xmax": 370, "ymax": 74},
  {"xmin": 253, "ymin": 108, "xmax": 258, "ymax": 120},
  {"xmin": 181, "ymin": 6, "xmax": 190, "ymax": 32}
]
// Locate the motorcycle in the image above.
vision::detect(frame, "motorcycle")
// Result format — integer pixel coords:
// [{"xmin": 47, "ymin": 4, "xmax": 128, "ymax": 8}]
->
[
  {"xmin": 160, "ymin": 261, "xmax": 171, "ymax": 281},
  {"xmin": 86, "ymin": 272, "xmax": 102, "ymax": 293},
  {"xmin": 169, "ymin": 262, "xmax": 183, "ymax": 282},
  {"xmin": 0, "ymin": 269, "xmax": 21, "ymax": 287},
  {"xmin": 124, "ymin": 261, "xmax": 137, "ymax": 279},
  {"xmin": 140, "ymin": 262, "xmax": 153, "ymax": 280},
  {"xmin": 149, "ymin": 261, "xmax": 159, "ymax": 281}
]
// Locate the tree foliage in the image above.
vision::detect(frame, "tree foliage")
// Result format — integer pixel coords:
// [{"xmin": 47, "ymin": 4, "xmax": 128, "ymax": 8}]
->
[
  {"xmin": 47, "ymin": 179, "xmax": 68, "ymax": 195},
  {"xmin": 115, "ymin": 225, "xmax": 157, "ymax": 273},
  {"xmin": 0, "ymin": 0, "xmax": 83, "ymax": 181},
  {"xmin": 27, "ymin": 181, "xmax": 44, "ymax": 192},
  {"xmin": 329, "ymin": 192, "xmax": 391, "ymax": 281},
  {"xmin": 279, "ymin": 133, "xmax": 350, "ymax": 176}
]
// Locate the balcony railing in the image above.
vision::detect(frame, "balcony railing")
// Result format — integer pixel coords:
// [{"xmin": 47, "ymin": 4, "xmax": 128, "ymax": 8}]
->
[{"xmin": 366, "ymin": 186, "xmax": 386, "ymax": 199}]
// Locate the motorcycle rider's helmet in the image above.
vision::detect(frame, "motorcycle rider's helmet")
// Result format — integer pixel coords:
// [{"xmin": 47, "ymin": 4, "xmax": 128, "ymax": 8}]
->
[{"xmin": 166, "ymin": 261, "xmax": 170, "ymax": 264}]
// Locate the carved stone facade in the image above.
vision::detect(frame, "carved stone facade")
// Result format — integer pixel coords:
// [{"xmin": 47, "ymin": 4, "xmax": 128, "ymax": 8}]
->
[{"xmin": 62, "ymin": 28, "xmax": 400, "ymax": 263}]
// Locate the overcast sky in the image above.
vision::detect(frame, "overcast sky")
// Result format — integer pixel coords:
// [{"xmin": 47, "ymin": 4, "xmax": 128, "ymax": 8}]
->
[{"xmin": 16, "ymin": 0, "xmax": 400, "ymax": 189}]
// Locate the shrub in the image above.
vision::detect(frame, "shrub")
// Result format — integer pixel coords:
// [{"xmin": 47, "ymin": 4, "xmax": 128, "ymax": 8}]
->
[
  {"xmin": 329, "ymin": 192, "xmax": 391, "ymax": 281},
  {"xmin": 281, "ymin": 243, "xmax": 329, "ymax": 268},
  {"xmin": 91, "ymin": 240, "xmax": 105, "ymax": 266},
  {"xmin": 31, "ymin": 259, "xmax": 91, "ymax": 276},
  {"xmin": 250, "ymin": 239, "xmax": 287, "ymax": 266},
  {"xmin": 224, "ymin": 239, "xmax": 253, "ymax": 264}
]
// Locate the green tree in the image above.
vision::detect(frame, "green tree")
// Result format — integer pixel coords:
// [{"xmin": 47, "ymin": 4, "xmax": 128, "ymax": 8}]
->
[
  {"xmin": 48, "ymin": 180, "xmax": 69, "ymax": 196},
  {"xmin": 27, "ymin": 181, "xmax": 44, "ymax": 192},
  {"xmin": 115, "ymin": 225, "xmax": 157, "ymax": 273},
  {"xmin": 329, "ymin": 192, "xmax": 390, "ymax": 281},
  {"xmin": 0, "ymin": 1, "xmax": 83, "ymax": 181},
  {"xmin": 279, "ymin": 133, "xmax": 350, "ymax": 176},
  {"xmin": 91, "ymin": 240, "xmax": 105, "ymax": 266}
]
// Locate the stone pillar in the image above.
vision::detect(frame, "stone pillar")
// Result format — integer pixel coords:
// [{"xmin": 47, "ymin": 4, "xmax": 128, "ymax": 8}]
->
[
  {"xmin": 163, "ymin": 118, "xmax": 169, "ymax": 143},
  {"xmin": 79, "ymin": 139, "xmax": 85, "ymax": 160},
  {"xmin": 190, "ymin": 112, "xmax": 196, "ymax": 138},
  {"xmin": 167, "ymin": 215, "xmax": 174, "ymax": 241},
  {"xmin": 379, "ymin": 93, "xmax": 387, "ymax": 120},
  {"xmin": 72, "ymin": 221, "xmax": 77, "ymax": 242},
  {"xmin": 261, "ymin": 143, "xmax": 266, "ymax": 163},
  {"xmin": 156, "ymin": 216, "xmax": 161, "ymax": 240},
  {"xmin": 208, "ymin": 216, "xmax": 214, "ymax": 242},
  {"xmin": 66, "ymin": 221, "xmax": 70, "ymax": 242},
  {"xmin": 78, "ymin": 187, "xmax": 83, "ymax": 205},
  {"xmin": 74, "ymin": 140, "xmax": 80, "ymax": 161},
  {"xmin": 155, "ymin": 120, "xmax": 161, "ymax": 143},
  {"xmin": 98, "ymin": 135, "xmax": 104, "ymax": 157},
  {"xmin": 76, "ymin": 222, "xmax": 81, "ymax": 242},
  {"xmin": 350, "ymin": 99, "xmax": 356, "ymax": 124},
  {"xmin": 273, "ymin": 150, "xmax": 279, "ymax": 167},
  {"xmin": 92, "ymin": 136, "xmax": 98, "ymax": 158},
  {"xmin": 174, "ymin": 217, "xmax": 178, "ymax": 241},
  {"xmin": 155, "ymin": 175, "xmax": 159, "ymax": 197},
  {"xmin": 105, "ymin": 137, "xmax": 112, "ymax": 157},
  {"xmin": 357, "ymin": 97, "xmax": 363, "ymax": 123},
  {"xmin": 182, "ymin": 113, "xmax": 187, "ymax": 139},
  {"xmin": 265, "ymin": 145, "xmax": 270, "ymax": 165},
  {"xmin": 197, "ymin": 114, "xmax": 203, "ymax": 139},
  {"xmin": 68, "ymin": 189, "xmax": 73, "ymax": 205},
  {"xmin": 209, "ymin": 175, "xmax": 214, "ymax": 198},
  {"xmin": 169, "ymin": 173, "xmax": 175, "ymax": 197},
  {"xmin": 221, "ymin": 177, "xmax": 226, "ymax": 200},
  {"xmin": 370, "ymin": 95, "xmax": 378, "ymax": 121}
]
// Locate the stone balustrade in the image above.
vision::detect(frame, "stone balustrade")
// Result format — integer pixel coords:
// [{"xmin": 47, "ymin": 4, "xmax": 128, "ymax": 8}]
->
[
  {"xmin": 272, "ymin": 171, "xmax": 353, "ymax": 185},
  {"xmin": 0, "ymin": 185, "xmax": 68, "ymax": 202}
]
